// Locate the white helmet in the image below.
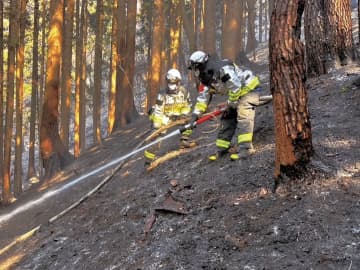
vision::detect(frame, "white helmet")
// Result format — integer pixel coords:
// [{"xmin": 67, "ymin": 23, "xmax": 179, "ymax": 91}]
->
[
  {"xmin": 166, "ymin": 68, "xmax": 182, "ymax": 83},
  {"xmin": 188, "ymin": 51, "xmax": 208, "ymax": 69}
]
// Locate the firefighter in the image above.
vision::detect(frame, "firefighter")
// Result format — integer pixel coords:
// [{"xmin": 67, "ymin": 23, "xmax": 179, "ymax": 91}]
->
[
  {"xmin": 188, "ymin": 50, "xmax": 269, "ymax": 160},
  {"xmin": 144, "ymin": 68, "xmax": 194, "ymax": 166}
]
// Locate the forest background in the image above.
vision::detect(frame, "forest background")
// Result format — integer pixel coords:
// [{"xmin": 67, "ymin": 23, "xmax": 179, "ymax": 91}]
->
[{"xmin": 0, "ymin": 0, "xmax": 359, "ymax": 205}]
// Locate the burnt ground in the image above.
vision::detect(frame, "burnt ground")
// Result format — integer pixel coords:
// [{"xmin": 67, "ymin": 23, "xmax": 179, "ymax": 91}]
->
[{"xmin": 0, "ymin": 59, "xmax": 360, "ymax": 270}]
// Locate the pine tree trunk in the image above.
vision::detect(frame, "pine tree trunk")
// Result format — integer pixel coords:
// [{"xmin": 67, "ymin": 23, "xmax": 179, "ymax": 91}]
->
[
  {"xmin": 269, "ymin": 0, "xmax": 313, "ymax": 180},
  {"xmin": 113, "ymin": 0, "xmax": 138, "ymax": 129},
  {"xmin": 181, "ymin": 0, "xmax": 196, "ymax": 52},
  {"xmin": 108, "ymin": 0, "xmax": 119, "ymax": 134},
  {"xmin": 147, "ymin": 0, "xmax": 165, "ymax": 112},
  {"xmin": 93, "ymin": 0, "xmax": 103, "ymax": 144},
  {"xmin": 0, "ymin": 0, "xmax": 4, "ymax": 190},
  {"xmin": 222, "ymin": 0, "xmax": 240, "ymax": 60},
  {"xmin": 246, "ymin": 0, "xmax": 257, "ymax": 54},
  {"xmin": 28, "ymin": 0, "xmax": 40, "ymax": 180},
  {"xmin": 169, "ymin": 0, "xmax": 182, "ymax": 68},
  {"xmin": 3, "ymin": 0, "xmax": 19, "ymax": 204},
  {"xmin": 60, "ymin": 0, "xmax": 75, "ymax": 150},
  {"xmin": 14, "ymin": 0, "xmax": 28, "ymax": 195},
  {"xmin": 304, "ymin": 0, "xmax": 327, "ymax": 77},
  {"xmin": 324, "ymin": 0, "xmax": 356, "ymax": 66},
  {"xmin": 203, "ymin": 0, "xmax": 216, "ymax": 55},
  {"xmin": 40, "ymin": 0, "xmax": 73, "ymax": 180}
]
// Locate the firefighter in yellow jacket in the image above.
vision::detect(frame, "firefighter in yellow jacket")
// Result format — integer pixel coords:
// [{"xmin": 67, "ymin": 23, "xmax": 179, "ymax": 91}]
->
[
  {"xmin": 144, "ymin": 68, "xmax": 193, "ymax": 166},
  {"xmin": 188, "ymin": 50, "xmax": 271, "ymax": 160}
]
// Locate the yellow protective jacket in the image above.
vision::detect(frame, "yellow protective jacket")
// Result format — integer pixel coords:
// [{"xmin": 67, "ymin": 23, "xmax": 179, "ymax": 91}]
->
[{"xmin": 150, "ymin": 86, "xmax": 192, "ymax": 129}]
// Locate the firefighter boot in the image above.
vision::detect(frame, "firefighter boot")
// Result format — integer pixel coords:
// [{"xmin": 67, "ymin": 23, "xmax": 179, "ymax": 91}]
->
[
  {"xmin": 230, "ymin": 146, "xmax": 255, "ymax": 161},
  {"xmin": 208, "ymin": 149, "xmax": 228, "ymax": 161}
]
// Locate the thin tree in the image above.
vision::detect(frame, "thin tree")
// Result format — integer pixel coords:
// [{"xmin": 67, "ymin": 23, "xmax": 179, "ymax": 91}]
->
[
  {"xmin": 28, "ymin": 0, "xmax": 40, "ymax": 181},
  {"xmin": 108, "ymin": 0, "xmax": 119, "ymax": 134},
  {"xmin": 3, "ymin": 0, "xmax": 19, "ymax": 204},
  {"xmin": 269, "ymin": 0, "xmax": 313, "ymax": 183},
  {"xmin": 40, "ymin": 0, "xmax": 73, "ymax": 179},
  {"xmin": 74, "ymin": 0, "xmax": 88, "ymax": 157},
  {"xmin": 0, "ymin": 0, "xmax": 4, "ymax": 188},
  {"xmin": 14, "ymin": 0, "xmax": 28, "ymax": 195},
  {"xmin": 93, "ymin": 0, "xmax": 104, "ymax": 144},
  {"xmin": 147, "ymin": 0, "xmax": 165, "ymax": 112},
  {"xmin": 60, "ymin": 0, "xmax": 75, "ymax": 150}
]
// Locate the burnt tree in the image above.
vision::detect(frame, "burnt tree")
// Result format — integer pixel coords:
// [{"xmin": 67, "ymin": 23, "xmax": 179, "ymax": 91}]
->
[{"xmin": 269, "ymin": 0, "xmax": 313, "ymax": 182}]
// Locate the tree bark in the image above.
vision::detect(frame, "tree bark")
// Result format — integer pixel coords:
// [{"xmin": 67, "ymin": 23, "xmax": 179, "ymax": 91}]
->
[
  {"xmin": 60, "ymin": 0, "xmax": 75, "ymax": 150},
  {"xmin": 147, "ymin": 0, "xmax": 165, "ymax": 112},
  {"xmin": 324, "ymin": 0, "xmax": 356, "ymax": 66},
  {"xmin": 203, "ymin": 0, "xmax": 216, "ymax": 55},
  {"xmin": 3, "ymin": 0, "xmax": 19, "ymax": 204},
  {"xmin": 269, "ymin": 0, "xmax": 313, "ymax": 180},
  {"xmin": 108, "ymin": 0, "xmax": 119, "ymax": 134},
  {"xmin": 304, "ymin": 0, "xmax": 327, "ymax": 77},
  {"xmin": 0, "ymin": 0, "xmax": 4, "ymax": 192},
  {"xmin": 28, "ymin": 0, "xmax": 40, "ymax": 180},
  {"xmin": 114, "ymin": 0, "xmax": 138, "ymax": 129},
  {"xmin": 14, "ymin": 0, "xmax": 28, "ymax": 195},
  {"xmin": 40, "ymin": 0, "xmax": 73, "ymax": 180},
  {"xmin": 93, "ymin": 0, "xmax": 104, "ymax": 144}
]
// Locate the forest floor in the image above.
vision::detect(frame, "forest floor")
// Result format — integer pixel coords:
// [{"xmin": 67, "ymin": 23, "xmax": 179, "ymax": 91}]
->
[{"xmin": 0, "ymin": 47, "xmax": 360, "ymax": 270}]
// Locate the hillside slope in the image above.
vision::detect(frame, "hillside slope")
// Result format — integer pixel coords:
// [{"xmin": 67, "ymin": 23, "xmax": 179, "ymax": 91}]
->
[{"xmin": 0, "ymin": 61, "xmax": 359, "ymax": 269}]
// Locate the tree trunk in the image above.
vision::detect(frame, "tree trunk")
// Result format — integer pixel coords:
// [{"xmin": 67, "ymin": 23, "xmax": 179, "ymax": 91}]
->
[
  {"xmin": 0, "ymin": 0, "xmax": 4, "ymax": 191},
  {"xmin": 28, "ymin": 0, "xmax": 40, "ymax": 181},
  {"xmin": 93, "ymin": 0, "xmax": 103, "ymax": 144},
  {"xmin": 304, "ymin": 0, "xmax": 327, "ymax": 77},
  {"xmin": 3, "ymin": 0, "xmax": 19, "ymax": 204},
  {"xmin": 246, "ymin": 0, "xmax": 257, "ymax": 54},
  {"xmin": 107, "ymin": 0, "xmax": 119, "ymax": 134},
  {"xmin": 38, "ymin": 0, "xmax": 47, "ymax": 178},
  {"xmin": 181, "ymin": 0, "xmax": 196, "ymax": 52},
  {"xmin": 14, "ymin": 0, "xmax": 28, "ymax": 195},
  {"xmin": 203, "ymin": 0, "xmax": 216, "ymax": 55},
  {"xmin": 324, "ymin": 0, "xmax": 356, "ymax": 66},
  {"xmin": 113, "ymin": 0, "xmax": 139, "ymax": 129},
  {"xmin": 74, "ymin": 0, "xmax": 87, "ymax": 157},
  {"xmin": 40, "ymin": 0, "xmax": 73, "ymax": 180},
  {"xmin": 147, "ymin": 0, "xmax": 165, "ymax": 112},
  {"xmin": 222, "ymin": 0, "xmax": 241, "ymax": 60},
  {"xmin": 259, "ymin": 0, "xmax": 263, "ymax": 42},
  {"xmin": 169, "ymin": 0, "xmax": 182, "ymax": 68},
  {"xmin": 269, "ymin": 0, "xmax": 313, "ymax": 180},
  {"xmin": 60, "ymin": 0, "xmax": 75, "ymax": 150}
]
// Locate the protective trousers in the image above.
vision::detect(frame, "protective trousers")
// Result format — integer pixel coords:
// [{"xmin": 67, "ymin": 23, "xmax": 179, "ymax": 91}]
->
[{"xmin": 216, "ymin": 91, "xmax": 260, "ymax": 153}]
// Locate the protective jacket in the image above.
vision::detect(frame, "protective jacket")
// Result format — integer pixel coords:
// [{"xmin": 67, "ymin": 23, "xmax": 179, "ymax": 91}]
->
[
  {"xmin": 192, "ymin": 57, "xmax": 260, "ymax": 115},
  {"xmin": 149, "ymin": 85, "xmax": 192, "ymax": 129}
]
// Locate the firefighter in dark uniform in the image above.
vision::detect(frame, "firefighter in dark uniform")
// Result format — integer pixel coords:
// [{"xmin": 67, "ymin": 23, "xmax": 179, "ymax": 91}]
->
[
  {"xmin": 144, "ymin": 68, "xmax": 193, "ymax": 166},
  {"xmin": 188, "ymin": 50, "xmax": 270, "ymax": 160}
]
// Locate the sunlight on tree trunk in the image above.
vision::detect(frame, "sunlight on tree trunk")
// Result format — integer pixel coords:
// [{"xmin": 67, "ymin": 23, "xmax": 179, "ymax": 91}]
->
[
  {"xmin": 107, "ymin": 0, "xmax": 119, "ymax": 135},
  {"xmin": 147, "ymin": 0, "xmax": 164, "ymax": 112},
  {"xmin": 0, "ymin": 1, "xmax": 4, "ymax": 191},
  {"xmin": 40, "ymin": 0, "xmax": 72, "ymax": 180},
  {"xmin": 3, "ymin": 0, "xmax": 19, "ymax": 204}
]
